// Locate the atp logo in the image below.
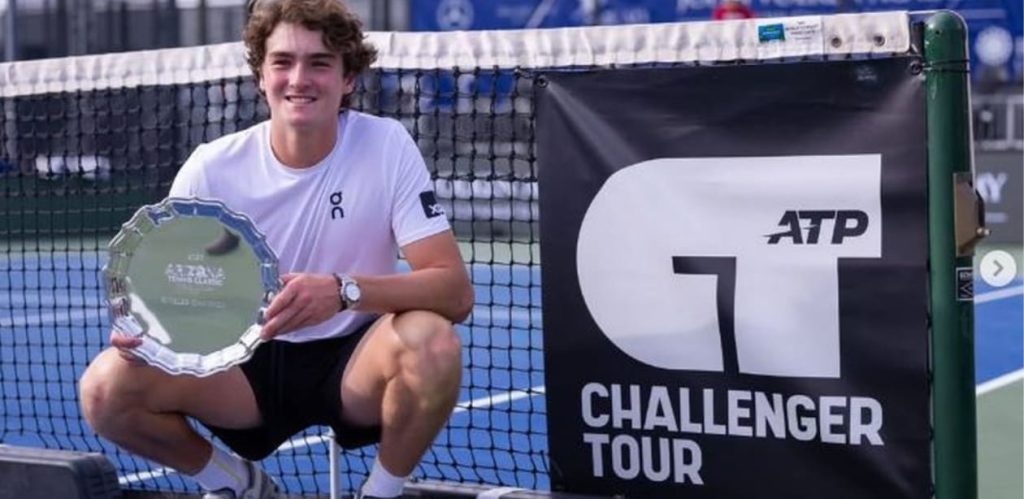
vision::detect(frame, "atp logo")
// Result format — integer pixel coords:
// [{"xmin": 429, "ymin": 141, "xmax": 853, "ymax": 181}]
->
[
  {"xmin": 576, "ymin": 156, "xmax": 882, "ymax": 378},
  {"xmin": 766, "ymin": 210, "xmax": 870, "ymax": 245}
]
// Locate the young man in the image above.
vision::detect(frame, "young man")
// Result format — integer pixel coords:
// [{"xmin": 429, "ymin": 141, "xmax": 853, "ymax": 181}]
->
[{"xmin": 78, "ymin": 1, "xmax": 473, "ymax": 498}]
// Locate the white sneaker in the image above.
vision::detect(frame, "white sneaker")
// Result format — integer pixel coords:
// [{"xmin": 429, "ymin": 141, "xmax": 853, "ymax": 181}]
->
[
  {"xmin": 202, "ymin": 461, "xmax": 281, "ymax": 499},
  {"xmin": 355, "ymin": 491, "xmax": 401, "ymax": 499}
]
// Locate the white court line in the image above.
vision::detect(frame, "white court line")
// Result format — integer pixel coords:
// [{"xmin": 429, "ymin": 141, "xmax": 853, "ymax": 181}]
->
[
  {"xmin": 973, "ymin": 286, "xmax": 1023, "ymax": 397},
  {"xmin": 0, "ymin": 294, "xmax": 105, "ymax": 307},
  {"xmin": 977, "ymin": 368, "xmax": 1024, "ymax": 396},
  {"xmin": 0, "ymin": 308, "xmax": 107, "ymax": 327},
  {"xmin": 118, "ymin": 467, "xmax": 173, "ymax": 486},
  {"xmin": 119, "ymin": 384, "xmax": 547, "ymax": 486},
  {"xmin": 479, "ymin": 486, "xmax": 527, "ymax": 498},
  {"xmin": 0, "ymin": 304, "xmax": 527, "ymax": 329},
  {"xmin": 469, "ymin": 306, "xmax": 537, "ymax": 324},
  {"xmin": 975, "ymin": 285, "xmax": 1024, "ymax": 304},
  {"xmin": 454, "ymin": 386, "xmax": 545, "ymax": 413}
]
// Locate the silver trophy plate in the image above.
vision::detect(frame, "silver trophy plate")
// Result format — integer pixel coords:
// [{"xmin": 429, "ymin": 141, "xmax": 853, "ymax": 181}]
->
[{"xmin": 103, "ymin": 198, "xmax": 281, "ymax": 377}]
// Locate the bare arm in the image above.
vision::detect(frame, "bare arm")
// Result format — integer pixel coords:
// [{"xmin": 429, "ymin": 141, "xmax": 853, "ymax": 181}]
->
[
  {"xmin": 353, "ymin": 230, "xmax": 474, "ymax": 322},
  {"xmin": 261, "ymin": 230, "xmax": 473, "ymax": 339}
]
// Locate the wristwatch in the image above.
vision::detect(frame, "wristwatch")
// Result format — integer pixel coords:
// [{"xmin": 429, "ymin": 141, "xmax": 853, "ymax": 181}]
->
[{"xmin": 334, "ymin": 274, "xmax": 362, "ymax": 311}]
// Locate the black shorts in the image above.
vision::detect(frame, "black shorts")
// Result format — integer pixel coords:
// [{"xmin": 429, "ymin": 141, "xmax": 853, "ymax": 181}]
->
[{"xmin": 202, "ymin": 318, "xmax": 381, "ymax": 461}]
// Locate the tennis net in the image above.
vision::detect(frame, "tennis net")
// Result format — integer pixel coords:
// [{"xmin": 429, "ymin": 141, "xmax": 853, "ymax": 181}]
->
[{"xmin": 0, "ymin": 14, "xmax": 910, "ymax": 496}]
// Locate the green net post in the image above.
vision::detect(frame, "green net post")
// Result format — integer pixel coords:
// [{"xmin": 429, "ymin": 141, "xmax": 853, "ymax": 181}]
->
[{"xmin": 924, "ymin": 11, "xmax": 978, "ymax": 499}]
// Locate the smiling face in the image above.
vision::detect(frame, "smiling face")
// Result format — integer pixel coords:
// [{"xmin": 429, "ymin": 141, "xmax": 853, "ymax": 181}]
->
[{"xmin": 258, "ymin": 22, "xmax": 355, "ymax": 133}]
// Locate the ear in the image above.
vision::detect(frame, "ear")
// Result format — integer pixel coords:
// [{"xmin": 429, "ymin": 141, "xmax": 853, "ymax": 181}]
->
[
  {"xmin": 341, "ymin": 73, "xmax": 357, "ymax": 95},
  {"xmin": 258, "ymin": 72, "xmax": 267, "ymax": 95}
]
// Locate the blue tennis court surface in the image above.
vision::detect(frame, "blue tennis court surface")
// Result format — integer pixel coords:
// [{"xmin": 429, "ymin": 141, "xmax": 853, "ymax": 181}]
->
[
  {"xmin": 1, "ymin": 250, "xmax": 1021, "ymax": 494},
  {"xmin": 975, "ymin": 280, "xmax": 1024, "ymax": 384},
  {"xmin": 1, "ymin": 250, "xmax": 548, "ymax": 493}
]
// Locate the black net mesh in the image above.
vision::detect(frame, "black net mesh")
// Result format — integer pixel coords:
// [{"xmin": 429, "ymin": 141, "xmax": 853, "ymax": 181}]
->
[
  {"xmin": 0, "ymin": 56, "xmax": 545, "ymax": 495},
  {"xmin": 0, "ymin": 14, "xmax": 912, "ymax": 495}
]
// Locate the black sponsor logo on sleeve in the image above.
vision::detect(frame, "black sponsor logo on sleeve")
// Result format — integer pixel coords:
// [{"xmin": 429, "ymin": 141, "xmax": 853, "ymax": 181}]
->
[{"xmin": 420, "ymin": 191, "xmax": 444, "ymax": 218}]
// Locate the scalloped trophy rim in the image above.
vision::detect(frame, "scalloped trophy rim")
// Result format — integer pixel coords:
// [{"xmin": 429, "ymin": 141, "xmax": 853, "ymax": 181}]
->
[{"xmin": 102, "ymin": 197, "xmax": 281, "ymax": 377}]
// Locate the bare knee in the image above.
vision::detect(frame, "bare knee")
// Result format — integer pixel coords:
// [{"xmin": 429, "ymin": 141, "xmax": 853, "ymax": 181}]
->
[
  {"xmin": 79, "ymin": 349, "xmax": 144, "ymax": 435},
  {"xmin": 391, "ymin": 311, "xmax": 462, "ymax": 386}
]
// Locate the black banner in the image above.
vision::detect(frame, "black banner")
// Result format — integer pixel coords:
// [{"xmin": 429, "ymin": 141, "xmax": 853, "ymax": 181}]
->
[{"xmin": 537, "ymin": 59, "xmax": 930, "ymax": 498}]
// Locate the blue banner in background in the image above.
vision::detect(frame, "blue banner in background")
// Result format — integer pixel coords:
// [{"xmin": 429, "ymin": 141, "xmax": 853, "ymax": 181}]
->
[
  {"xmin": 417, "ymin": 0, "xmax": 580, "ymax": 30},
  {"xmin": 411, "ymin": 0, "xmax": 1023, "ymax": 81}
]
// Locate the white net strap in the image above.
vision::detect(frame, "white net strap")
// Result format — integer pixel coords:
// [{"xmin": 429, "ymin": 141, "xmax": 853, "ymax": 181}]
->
[{"xmin": 0, "ymin": 11, "xmax": 910, "ymax": 98}]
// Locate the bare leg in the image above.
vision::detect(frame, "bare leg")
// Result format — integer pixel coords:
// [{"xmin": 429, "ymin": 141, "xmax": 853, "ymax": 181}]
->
[
  {"xmin": 79, "ymin": 348, "xmax": 262, "ymax": 473},
  {"xmin": 340, "ymin": 311, "xmax": 462, "ymax": 475}
]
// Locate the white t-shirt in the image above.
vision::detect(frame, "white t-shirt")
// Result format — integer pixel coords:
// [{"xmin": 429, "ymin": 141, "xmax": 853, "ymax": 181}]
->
[{"xmin": 169, "ymin": 111, "xmax": 450, "ymax": 342}]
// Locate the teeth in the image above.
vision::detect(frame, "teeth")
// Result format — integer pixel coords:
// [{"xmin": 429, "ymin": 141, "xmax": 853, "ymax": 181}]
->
[{"xmin": 286, "ymin": 96, "xmax": 314, "ymax": 103}]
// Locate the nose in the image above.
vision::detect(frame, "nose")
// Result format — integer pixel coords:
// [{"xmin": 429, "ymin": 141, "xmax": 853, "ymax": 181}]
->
[{"xmin": 288, "ymin": 62, "xmax": 311, "ymax": 88}]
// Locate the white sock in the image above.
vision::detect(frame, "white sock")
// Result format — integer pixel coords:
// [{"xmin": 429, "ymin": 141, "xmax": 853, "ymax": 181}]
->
[
  {"xmin": 361, "ymin": 456, "xmax": 408, "ymax": 498},
  {"xmin": 190, "ymin": 445, "xmax": 250, "ymax": 494}
]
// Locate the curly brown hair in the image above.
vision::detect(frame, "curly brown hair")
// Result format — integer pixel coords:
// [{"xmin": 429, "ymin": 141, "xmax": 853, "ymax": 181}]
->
[{"xmin": 244, "ymin": 0, "xmax": 378, "ymax": 111}]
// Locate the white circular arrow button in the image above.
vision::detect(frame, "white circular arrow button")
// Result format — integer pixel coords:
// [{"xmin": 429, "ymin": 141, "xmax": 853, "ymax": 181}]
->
[{"xmin": 979, "ymin": 250, "xmax": 1017, "ymax": 288}]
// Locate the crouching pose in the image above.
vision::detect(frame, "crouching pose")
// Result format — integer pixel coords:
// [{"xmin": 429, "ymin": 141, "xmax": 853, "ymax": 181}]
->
[{"xmin": 79, "ymin": 1, "xmax": 473, "ymax": 497}]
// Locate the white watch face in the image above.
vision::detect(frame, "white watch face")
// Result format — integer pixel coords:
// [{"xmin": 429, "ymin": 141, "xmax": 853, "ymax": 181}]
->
[{"xmin": 344, "ymin": 282, "xmax": 361, "ymax": 302}]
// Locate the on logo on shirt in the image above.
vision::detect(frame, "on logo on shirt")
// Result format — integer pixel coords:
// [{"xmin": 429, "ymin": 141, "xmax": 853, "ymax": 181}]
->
[{"xmin": 330, "ymin": 191, "xmax": 344, "ymax": 220}]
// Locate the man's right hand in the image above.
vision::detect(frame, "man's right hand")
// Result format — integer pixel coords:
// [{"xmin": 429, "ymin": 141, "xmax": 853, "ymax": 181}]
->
[{"xmin": 109, "ymin": 330, "xmax": 145, "ymax": 365}]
